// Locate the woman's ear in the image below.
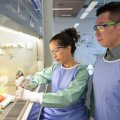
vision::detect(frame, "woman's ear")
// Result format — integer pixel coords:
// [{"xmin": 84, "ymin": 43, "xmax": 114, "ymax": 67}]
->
[
  {"xmin": 117, "ymin": 23, "xmax": 120, "ymax": 34},
  {"xmin": 66, "ymin": 46, "xmax": 72, "ymax": 54}
]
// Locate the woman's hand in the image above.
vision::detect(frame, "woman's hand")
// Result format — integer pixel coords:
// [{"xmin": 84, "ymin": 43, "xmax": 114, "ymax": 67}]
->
[
  {"xmin": 16, "ymin": 87, "xmax": 43, "ymax": 103},
  {"xmin": 15, "ymin": 76, "xmax": 31, "ymax": 88},
  {"xmin": 16, "ymin": 87, "xmax": 24, "ymax": 100}
]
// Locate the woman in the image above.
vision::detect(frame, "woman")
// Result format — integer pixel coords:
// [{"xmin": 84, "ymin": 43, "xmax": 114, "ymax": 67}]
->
[{"xmin": 16, "ymin": 28, "xmax": 89, "ymax": 120}]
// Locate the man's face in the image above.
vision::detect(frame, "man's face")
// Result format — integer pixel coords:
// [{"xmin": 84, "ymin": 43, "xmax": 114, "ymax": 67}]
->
[{"xmin": 95, "ymin": 12, "xmax": 120, "ymax": 50}]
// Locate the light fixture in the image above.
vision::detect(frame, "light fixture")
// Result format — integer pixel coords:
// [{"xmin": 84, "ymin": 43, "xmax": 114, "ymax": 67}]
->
[
  {"xmin": 80, "ymin": 1, "xmax": 98, "ymax": 19},
  {"xmin": 61, "ymin": 14, "xmax": 72, "ymax": 17},
  {"xmin": 74, "ymin": 23, "xmax": 80, "ymax": 28},
  {"xmin": 0, "ymin": 26, "xmax": 28, "ymax": 36},
  {"xmin": 52, "ymin": 8, "xmax": 73, "ymax": 10}
]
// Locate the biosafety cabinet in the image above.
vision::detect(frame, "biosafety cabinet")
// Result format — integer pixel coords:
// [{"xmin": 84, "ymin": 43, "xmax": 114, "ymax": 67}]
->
[
  {"xmin": 0, "ymin": 0, "xmax": 44, "ymax": 119},
  {"xmin": 0, "ymin": 28, "xmax": 44, "ymax": 119}
]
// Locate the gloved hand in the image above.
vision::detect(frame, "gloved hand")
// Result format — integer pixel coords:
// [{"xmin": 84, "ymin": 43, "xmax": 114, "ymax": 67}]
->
[
  {"xmin": 16, "ymin": 87, "xmax": 43, "ymax": 104},
  {"xmin": 15, "ymin": 76, "xmax": 31, "ymax": 88}
]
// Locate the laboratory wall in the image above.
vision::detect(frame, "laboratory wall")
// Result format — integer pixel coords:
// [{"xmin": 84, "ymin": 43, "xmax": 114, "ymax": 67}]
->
[{"xmin": 54, "ymin": 17, "xmax": 106, "ymax": 65}]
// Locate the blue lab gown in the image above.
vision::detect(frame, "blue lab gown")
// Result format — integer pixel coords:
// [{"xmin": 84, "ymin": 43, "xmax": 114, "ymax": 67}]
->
[
  {"xmin": 40, "ymin": 64, "xmax": 89, "ymax": 120},
  {"xmin": 93, "ymin": 57, "xmax": 120, "ymax": 120}
]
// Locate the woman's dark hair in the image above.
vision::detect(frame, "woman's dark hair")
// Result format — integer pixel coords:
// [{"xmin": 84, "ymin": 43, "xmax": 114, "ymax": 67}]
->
[
  {"xmin": 50, "ymin": 28, "xmax": 80, "ymax": 56},
  {"xmin": 96, "ymin": 2, "xmax": 120, "ymax": 21}
]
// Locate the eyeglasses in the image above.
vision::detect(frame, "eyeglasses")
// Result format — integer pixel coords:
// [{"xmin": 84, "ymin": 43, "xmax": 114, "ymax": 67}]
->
[
  {"xmin": 93, "ymin": 21, "xmax": 120, "ymax": 32},
  {"xmin": 50, "ymin": 46, "xmax": 65, "ymax": 55}
]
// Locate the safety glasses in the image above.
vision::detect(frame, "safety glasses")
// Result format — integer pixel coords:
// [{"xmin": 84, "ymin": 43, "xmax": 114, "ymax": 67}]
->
[
  {"xmin": 50, "ymin": 46, "xmax": 65, "ymax": 55},
  {"xmin": 93, "ymin": 21, "xmax": 120, "ymax": 32}
]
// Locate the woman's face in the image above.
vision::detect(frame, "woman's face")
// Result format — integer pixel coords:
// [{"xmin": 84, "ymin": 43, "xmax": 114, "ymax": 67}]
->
[{"xmin": 49, "ymin": 40, "xmax": 71, "ymax": 64}]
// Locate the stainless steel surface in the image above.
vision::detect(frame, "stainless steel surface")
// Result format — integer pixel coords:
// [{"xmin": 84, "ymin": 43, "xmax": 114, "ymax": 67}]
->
[
  {"xmin": 0, "ymin": 0, "xmax": 43, "ymax": 37},
  {"xmin": 3, "ymin": 100, "xmax": 27, "ymax": 120},
  {"xmin": 2, "ymin": 84, "xmax": 49, "ymax": 120}
]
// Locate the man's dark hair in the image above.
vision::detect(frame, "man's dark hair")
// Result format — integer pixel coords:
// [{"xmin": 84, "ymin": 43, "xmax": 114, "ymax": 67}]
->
[{"xmin": 96, "ymin": 2, "xmax": 120, "ymax": 21}]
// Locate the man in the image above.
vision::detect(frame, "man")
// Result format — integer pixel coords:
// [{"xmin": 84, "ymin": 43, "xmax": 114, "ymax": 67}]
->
[{"xmin": 93, "ymin": 2, "xmax": 120, "ymax": 120}]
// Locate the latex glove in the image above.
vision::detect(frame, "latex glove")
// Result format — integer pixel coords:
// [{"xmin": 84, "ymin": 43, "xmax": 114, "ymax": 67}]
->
[
  {"xmin": 16, "ymin": 87, "xmax": 43, "ymax": 104},
  {"xmin": 16, "ymin": 76, "xmax": 31, "ymax": 88}
]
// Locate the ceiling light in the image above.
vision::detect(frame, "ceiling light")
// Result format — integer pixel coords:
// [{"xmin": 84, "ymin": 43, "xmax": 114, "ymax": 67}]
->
[
  {"xmin": 74, "ymin": 23, "xmax": 80, "ymax": 28},
  {"xmin": 61, "ymin": 14, "xmax": 72, "ymax": 17},
  {"xmin": 80, "ymin": 12, "xmax": 89, "ymax": 19},
  {"xmin": 80, "ymin": 1, "xmax": 98, "ymax": 19},
  {"xmin": 52, "ymin": 8, "xmax": 73, "ymax": 10}
]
